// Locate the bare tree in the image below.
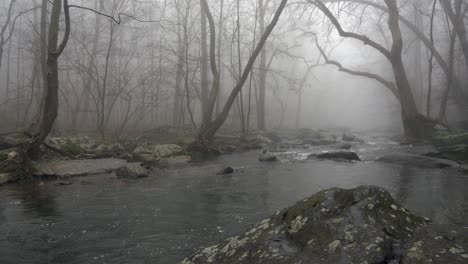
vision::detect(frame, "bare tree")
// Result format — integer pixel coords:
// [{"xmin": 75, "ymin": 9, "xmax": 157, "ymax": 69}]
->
[{"xmin": 195, "ymin": 0, "xmax": 288, "ymax": 143}]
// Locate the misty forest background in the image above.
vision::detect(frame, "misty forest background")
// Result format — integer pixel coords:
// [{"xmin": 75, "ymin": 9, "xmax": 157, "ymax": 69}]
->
[{"xmin": 0, "ymin": 0, "xmax": 467, "ymax": 143}]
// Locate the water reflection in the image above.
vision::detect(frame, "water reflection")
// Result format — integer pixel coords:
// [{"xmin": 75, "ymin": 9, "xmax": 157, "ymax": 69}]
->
[{"xmin": 9, "ymin": 181, "xmax": 59, "ymax": 217}]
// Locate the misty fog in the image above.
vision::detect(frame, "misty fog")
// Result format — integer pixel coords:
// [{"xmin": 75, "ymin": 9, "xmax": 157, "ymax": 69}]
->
[{"xmin": 1, "ymin": 0, "xmax": 468, "ymax": 263}]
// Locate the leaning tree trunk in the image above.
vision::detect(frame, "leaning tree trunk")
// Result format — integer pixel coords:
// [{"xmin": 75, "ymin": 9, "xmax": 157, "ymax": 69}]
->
[
  {"xmin": 197, "ymin": 0, "xmax": 288, "ymax": 141},
  {"xmin": 31, "ymin": 0, "xmax": 70, "ymax": 151},
  {"xmin": 314, "ymin": 0, "xmax": 430, "ymax": 140}
]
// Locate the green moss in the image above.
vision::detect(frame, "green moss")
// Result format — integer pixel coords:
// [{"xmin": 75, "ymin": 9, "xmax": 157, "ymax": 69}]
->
[
  {"xmin": 60, "ymin": 142, "xmax": 84, "ymax": 155},
  {"xmin": 432, "ymin": 130, "xmax": 468, "ymax": 146}
]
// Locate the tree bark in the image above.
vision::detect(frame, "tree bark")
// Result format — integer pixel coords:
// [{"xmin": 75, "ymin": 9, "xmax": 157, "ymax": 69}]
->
[
  {"xmin": 32, "ymin": 0, "xmax": 71, "ymax": 150},
  {"xmin": 200, "ymin": 0, "xmax": 209, "ymax": 124},
  {"xmin": 257, "ymin": 0, "xmax": 267, "ymax": 131}
]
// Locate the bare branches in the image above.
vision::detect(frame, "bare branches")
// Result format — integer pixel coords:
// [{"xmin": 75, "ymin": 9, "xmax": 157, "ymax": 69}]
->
[
  {"xmin": 312, "ymin": 33, "xmax": 398, "ymax": 98},
  {"xmin": 68, "ymin": 4, "xmax": 162, "ymax": 25},
  {"xmin": 309, "ymin": 0, "xmax": 392, "ymax": 59}
]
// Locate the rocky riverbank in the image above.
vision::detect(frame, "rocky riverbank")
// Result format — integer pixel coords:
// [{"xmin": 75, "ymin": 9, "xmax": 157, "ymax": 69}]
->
[{"xmin": 2, "ymin": 127, "xmax": 468, "ymax": 185}]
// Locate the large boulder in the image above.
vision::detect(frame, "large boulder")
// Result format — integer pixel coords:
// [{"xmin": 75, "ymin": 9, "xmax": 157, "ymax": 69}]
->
[
  {"xmin": 342, "ymin": 133, "xmax": 365, "ymax": 143},
  {"xmin": 309, "ymin": 151, "xmax": 360, "ymax": 161},
  {"xmin": 403, "ymin": 225, "xmax": 468, "ymax": 263},
  {"xmin": 376, "ymin": 153, "xmax": 458, "ymax": 168},
  {"xmin": 181, "ymin": 186, "xmax": 426, "ymax": 264}
]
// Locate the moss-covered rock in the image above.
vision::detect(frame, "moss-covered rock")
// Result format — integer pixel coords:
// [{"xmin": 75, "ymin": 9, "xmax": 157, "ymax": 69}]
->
[
  {"xmin": 403, "ymin": 225, "xmax": 468, "ymax": 264},
  {"xmin": 432, "ymin": 130, "xmax": 468, "ymax": 146},
  {"xmin": 132, "ymin": 144, "xmax": 185, "ymax": 163},
  {"xmin": 181, "ymin": 186, "xmax": 426, "ymax": 264},
  {"xmin": 0, "ymin": 149, "xmax": 27, "ymax": 180}
]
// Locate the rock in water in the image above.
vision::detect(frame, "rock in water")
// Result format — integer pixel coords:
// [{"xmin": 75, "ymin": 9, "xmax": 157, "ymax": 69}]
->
[
  {"xmin": 115, "ymin": 163, "xmax": 149, "ymax": 178},
  {"xmin": 217, "ymin": 167, "xmax": 235, "ymax": 175},
  {"xmin": 259, "ymin": 154, "xmax": 278, "ymax": 162},
  {"xmin": 309, "ymin": 151, "xmax": 360, "ymax": 161},
  {"xmin": 181, "ymin": 186, "xmax": 426, "ymax": 264},
  {"xmin": 376, "ymin": 153, "xmax": 458, "ymax": 168},
  {"xmin": 0, "ymin": 173, "xmax": 11, "ymax": 185}
]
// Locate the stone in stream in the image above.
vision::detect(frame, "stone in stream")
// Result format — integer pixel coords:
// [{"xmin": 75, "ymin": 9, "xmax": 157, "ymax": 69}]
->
[
  {"xmin": 309, "ymin": 151, "xmax": 360, "ymax": 161},
  {"xmin": 217, "ymin": 167, "xmax": 235, "ymax": 175},
  {"xmin": 376, "ymin": 153, "xmax": 458, "ymax": 168},
  {"xmin": 33, "ymin": 158, "xmax": 127, "ymax": 177},
  {"xmin": 0, "ymin": 173, "xmax": 11, "ymax": 185},
  {"xmin": 115, "ymin": 163, "xmax": 149, "ymax": 178},
  {"xmin": 259, "ymin": 151, "xmax": 278, "ymax": 162},
  {"xmin": 181, "ymin": 186, "xmax": 428, "ymax": 264}
]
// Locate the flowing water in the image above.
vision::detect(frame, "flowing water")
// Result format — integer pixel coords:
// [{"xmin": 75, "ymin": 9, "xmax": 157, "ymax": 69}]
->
[{"xmin": 1, "ymin": 142, "xmax": 468, "ymax": 264}]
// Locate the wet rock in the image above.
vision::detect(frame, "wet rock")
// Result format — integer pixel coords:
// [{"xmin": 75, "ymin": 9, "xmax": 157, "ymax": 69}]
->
[
  {"xmin": 0, "ymin": 173, "xmax": 11, "ymax": 185},
  {"xmin": 33, "ymin": 158, "xmax": 127, "ymax": 177},
  {"xmin": 259, "ymin": 155, "xmax": 277, "ymax": 162},
  {"xmin": 309, "ymin": 151, "xmax": 360, "ymax": 161},
  {"xmin": 259, "ymin": 152, "xmax": 278, "ymax": 162},
  {"xmin": 403, "ymin": 225, "xmax": 468, "ymax": 264},
  {"xmin": 425, "ymin": 144, "xmax": 468, "ymax": 163},
  {"xmin": 115, "ymin": 163, "xmax": 149, "ymax": 178},
  {"xmin": 342, "ymin": 133, "xmax": 365, "ymax": 143},
  {"xmin": 181, "ymin": 186, "xmax": 425, "ymax": 264},
  {"xmin": 432, "ymin": 130, "xmax": 468, "ymax": 146},
  {"xmin": 0, "ymin": 149, "xmax": 26, "ymax": 179},
  {"xmin": 54, "ymin": 180, "xmax": 73, "ymax": 186},
  {"xmin": 217, "ymin": 167, "xmax": 234, "ymax": 175},
  {"xmin": 376, "ymin": 153, "xmax": 458, "ymax": 168},
  {"xmin": 246, "ymin": 134, "xmax": 273, "ymax": 146}
]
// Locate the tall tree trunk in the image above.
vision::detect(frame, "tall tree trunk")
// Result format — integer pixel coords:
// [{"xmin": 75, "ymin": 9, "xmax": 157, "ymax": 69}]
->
[
  {"xmin": 385, "ymin": 0, "xmax": 426, "ymax": 139},
  {"xmin": 439, "ymin": 2, "xmax": 458, "ymax": 122},
  {"xmin": 257, "ymin": 0, "xmax": 267, "ymax": 131},
  {"xmin": 32, "ymin": 0, "xmax": 70, "ymax": 150},
  {"xmin": 200, "ymin": 0, "xmax": 209, "ymax": 124},
  {"xmin": 426, "ymin": 0, "xmax": 437, "ymax": 117},
  {"xmin": 173, "ymin": 0, "xmax": 185, "ymax": 128},
  {"xmin": 314, "ymin": 0, "xmax": 430, "ymax": 139}
]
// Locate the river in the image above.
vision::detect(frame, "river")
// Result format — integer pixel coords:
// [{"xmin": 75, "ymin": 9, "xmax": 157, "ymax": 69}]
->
[{"xmin": 1, "ymin": 141, "xmax": 467, "ymax": 263}]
